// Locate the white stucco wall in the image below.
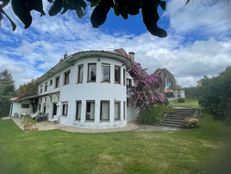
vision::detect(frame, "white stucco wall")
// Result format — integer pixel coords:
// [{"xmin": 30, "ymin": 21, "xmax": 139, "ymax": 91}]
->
[
  {"xmin": 37, "ymin": 56, "xmax": 137, "ymax": 128},
  {"xmin": 11, "ymin": 101, "xmax": 33, "ymax": 117}
]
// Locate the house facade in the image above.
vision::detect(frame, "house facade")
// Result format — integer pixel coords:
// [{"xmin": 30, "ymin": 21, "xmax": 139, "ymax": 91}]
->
[{"xmin": 10, "ymin": 49, "xmax": 138, "ymax": 128}]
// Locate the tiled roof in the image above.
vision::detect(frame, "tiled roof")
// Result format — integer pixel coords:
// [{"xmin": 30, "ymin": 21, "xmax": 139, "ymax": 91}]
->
[{"xmin": 37, "ymin": 49, "xmax": 133, "ymax": 83}]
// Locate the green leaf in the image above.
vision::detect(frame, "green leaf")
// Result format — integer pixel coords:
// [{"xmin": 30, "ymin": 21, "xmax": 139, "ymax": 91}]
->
[
  {"xmin": 49, "ymin": 0, "xmax": 63, "ymax": 16},
  {"xmin": 142, "ymin": 0, "xmax": 167, "ymax": 37},
  {"xmin": 11, "ymin": 0, "xmax": 32, "ymax": 29},
  {"xmin": 91, "ymin": 0, "xmax": 112, "ymax": 28}
]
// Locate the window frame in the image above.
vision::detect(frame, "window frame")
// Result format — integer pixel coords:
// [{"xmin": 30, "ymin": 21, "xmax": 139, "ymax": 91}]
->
[
  {"xmin": 114, "ymin": 101, "xmax": 121, "ymax": 120},
  {"xmin": 101, "ymin": 63, "xmax": 110, "ymax": 83},
  {"xmin": 55, "ymin": 76, "xmax": 60, "ymax": 88},
  {"xmin": 63, "ymin": 70, "xmax": 70, "ymax": 85},
  {"xmin": 75, "ymin": 100, "xmax": 82, "ymax": 120},
  {"xmin": 114, "ymin": 65, "xmax": 121, "ymax": 84},
  {"xmin": 21, "ymin": 104, "xmax": 30, "ymax": 108},
  {"xmin": 44, "ymin": 82, "xmax": 48, "ymax": 92},
  {"xmin": 62, "ymin": 102, "xmax": 68, "ymax": 116},
  {"xmin": 77, "ymin": 64, "xmax": 84, "ymax": 83},
  {"xmin": 87, "ymin": 63, "xmax": 97, "ymax": 82},
  {"xmin": 86, "ymin": 100, "xmax": 95, "ymax": 121},
  {"xmin": 100, "ymin": 100, "xmax": 110, "ymax": 121}
]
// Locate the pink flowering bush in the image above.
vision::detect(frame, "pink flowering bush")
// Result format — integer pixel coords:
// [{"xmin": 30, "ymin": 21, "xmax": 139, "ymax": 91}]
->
[{"xmin": 128, "ymin": 62, "xmax": 166, "ymax": 111}]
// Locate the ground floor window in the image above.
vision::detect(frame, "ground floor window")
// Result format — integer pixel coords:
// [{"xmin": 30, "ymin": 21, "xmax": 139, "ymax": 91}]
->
[
  {"xmin": 21, "ymin": 103, "xmax": 29, "ymax": 108},
  {"xmin": 76, "ymin": 101, "xmax": 81, "ymax": 120},
  {"xmin": 62, "ymin": 102, "xmax": 68, "ymax": 116},
  {"xmin": 114, "ymin": 101, "xmax": 121, "ymax": 120},
  {"xmin": 86, "ymin": 101, "xmax": 95, "ymax": 121},
  {"xmin": 100, "ymin": 101, "xmax": 110, "ymax": 121}
]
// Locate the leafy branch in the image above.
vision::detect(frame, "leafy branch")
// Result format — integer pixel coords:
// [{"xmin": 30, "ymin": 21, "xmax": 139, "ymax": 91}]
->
[{"xmin": 0, "ymin": 0, "xmax": 191, "ymax": 37}]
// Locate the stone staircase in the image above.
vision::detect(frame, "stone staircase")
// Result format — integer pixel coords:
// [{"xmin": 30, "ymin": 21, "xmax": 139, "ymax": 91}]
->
[{"xmin": 161, "ymin": 108, "xmax": 197, "ymax": 128}]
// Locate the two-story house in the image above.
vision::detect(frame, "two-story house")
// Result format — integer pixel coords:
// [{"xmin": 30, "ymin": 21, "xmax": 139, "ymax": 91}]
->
[{"xmin": 9, "ymin": 49, "xmax": 138, "ymax": 128}]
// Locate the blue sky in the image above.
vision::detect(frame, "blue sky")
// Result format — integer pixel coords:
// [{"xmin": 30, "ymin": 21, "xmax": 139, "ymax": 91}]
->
[{"xmin": 0, "ymin": 0, "xmax": 231, "ymax": 88}]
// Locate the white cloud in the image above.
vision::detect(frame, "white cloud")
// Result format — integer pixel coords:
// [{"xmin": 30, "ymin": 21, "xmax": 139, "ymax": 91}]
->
[
  {"xmin": 0, "ymin": 0, "xmax": 230, "ymax": 89},
  {"xmin": 167, "ymin": 0, "xmax": 231, "ymax": 37}
]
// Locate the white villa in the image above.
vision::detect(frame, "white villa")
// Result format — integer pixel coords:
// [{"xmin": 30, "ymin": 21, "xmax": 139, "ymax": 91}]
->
[{"xmin": 9, "ymin": 49, "xmax": 138, "ymax": 128}]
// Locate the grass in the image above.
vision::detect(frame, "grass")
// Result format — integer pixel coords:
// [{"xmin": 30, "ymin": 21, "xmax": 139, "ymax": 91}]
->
[
  {"xmin": 169, "ymin": 98, "xmax": 200, "ymax": 109},
  {"xmin": 0, "ymin": 114, "xmax": 227, "ymax": 174}
]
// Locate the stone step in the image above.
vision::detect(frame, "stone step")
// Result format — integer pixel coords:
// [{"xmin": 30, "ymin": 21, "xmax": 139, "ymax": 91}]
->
[
  {"xmin": 160, "ymin": 109, "xmax": 197, "ymax": 128},
  {"xmin": 161, "ymin": 123, "xmax": 185, "ymax": 128},
  {"xmin": 163, "ymin": 118, "xmax": 185, "ymax": 123}
]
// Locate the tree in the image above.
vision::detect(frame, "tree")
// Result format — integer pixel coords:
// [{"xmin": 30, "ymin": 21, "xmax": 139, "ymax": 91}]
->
[
  {"xmin": 128, "ymin": 62, "xmax": 166, "ymax": 111},
  {"xmin": 0, "ymin": 0, "xmax": 191, "ymax": 38},
  {"xmin": 0, "ymin": 70, "xmax": 15, "ymax": 116},
  {"xmin": 16, "ymin": 79, "xmax": 38, "ymax": 97},
  {"xmin": 153, "ymin": 68, "xmax": 177, "ymax": 91},
  {"xmin": 199, "ymin": 67, "xmax": 231, "ymax": 124}
]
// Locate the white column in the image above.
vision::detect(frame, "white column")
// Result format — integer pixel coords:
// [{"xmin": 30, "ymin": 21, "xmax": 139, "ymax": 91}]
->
[
  {"xmin": 110, "ymin": 99, "xmax": 115, "ymax": 126},
  {"xmin": 96, "ymin": 61, "xmax": 101, "ymax": 83},
  {"xmin": 111, "ymin": 64, "xmax": 114, "ymax": 84},
  {"xmin": 83, "ymin": 63, "xmax": 88, "ymax": 83},
  {"xmin": 80, "ymin": 100, "xmax": 86, "ymax": 123},
  {"xmin": 95, "ymin": 100, "xmax": 100, "ymax": 124}
]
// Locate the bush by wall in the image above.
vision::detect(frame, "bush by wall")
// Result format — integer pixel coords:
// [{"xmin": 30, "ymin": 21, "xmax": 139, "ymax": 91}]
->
[{"xmin": 137, "ymin": 104, "xmax": 173, "ymax": 125}]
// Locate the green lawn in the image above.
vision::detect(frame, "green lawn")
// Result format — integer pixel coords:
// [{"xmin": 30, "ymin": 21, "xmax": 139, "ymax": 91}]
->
[
  {"xmin": 0, "ymin": 115, "xmax": 226, "ymax": 174},
  {"xmin": 169, "ymin": 98, "xmax": 200, "ymax": 109}
]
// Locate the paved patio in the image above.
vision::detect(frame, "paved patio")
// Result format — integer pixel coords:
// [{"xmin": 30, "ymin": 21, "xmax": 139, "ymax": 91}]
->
[{"xmin": 4, "ymin": 117, "xmax": 179, "ymax": 133}]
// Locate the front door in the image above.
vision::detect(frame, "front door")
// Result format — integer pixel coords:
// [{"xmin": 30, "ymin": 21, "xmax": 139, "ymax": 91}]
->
[{"xmin": 52, "ymin": 103, "xmax": 57, "ymax": 118}]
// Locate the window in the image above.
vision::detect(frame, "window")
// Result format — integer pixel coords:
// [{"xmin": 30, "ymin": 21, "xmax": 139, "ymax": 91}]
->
[
  {"xmin": 100, "ymin": 101, "xmax": 110, "ymax": 121},
  {"xmin": 127, "ymin": 79, "xmax": 132, "ymax": 88},
  {"xmin": 62, "ymin": 102, "xmax": 68, "ymax": 116},
  {"xmin": 87, "ymin": 63, "xmax": 96, "ymax": 82},
  {"xmin": 114, "ymin": 65, "xmax": 121, "ymax": 84},
  {"xmin": 44, "ymin": 82, "xmax": 48, "ymax": 92},
  {"xmin": 86, "ymin": 101, "xmax": 95, "ymax": 121},
  {"xmin": 64, "ymin": 71, "xmax": 70, "ymax": 85},
  {"xmin": 50, "ymin": 79, "xmax": 53, "ymax": 86},
  {"xmin": 123, "ymin": 101, "xmax": 126, "ymax": 120},
  {"xmin": 123, "ymin": 69, "xmax": 126, "ymax": 85},
  {"xmin": 101, "ymin": 64, "xmax": 110, "ymax": 82},
  {"xmin": 76, "ymin": 101, "xmax": 82, "ymax": 120},
  {"xmin": 114, "ymin": 101, "xmax": 121, "ymax": 120},
  {"xmin": 21, "ymin": 104, "xmax": 29, "ymax": 108},
  {"xmin": 40, "ymin": 85, "xmax": 43, "ymax": 93},
  {"xmin": 77, "ymin": 64, "xmax": 83, "ymax": 83},
  {"xmin": 55, "ymin": 76, "xmax": 60, "ymax": 88}
]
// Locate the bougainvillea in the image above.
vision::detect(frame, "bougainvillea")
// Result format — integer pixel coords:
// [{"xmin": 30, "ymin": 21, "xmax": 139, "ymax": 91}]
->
[{"xmin": 128, "ymin": 62, "xmax": 166, "ymax": 111}]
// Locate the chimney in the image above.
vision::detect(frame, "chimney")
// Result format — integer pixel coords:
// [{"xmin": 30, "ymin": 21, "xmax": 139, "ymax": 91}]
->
[{"xmin": 128, "ymin": 52, "xmax": 135, "ymax": 61}]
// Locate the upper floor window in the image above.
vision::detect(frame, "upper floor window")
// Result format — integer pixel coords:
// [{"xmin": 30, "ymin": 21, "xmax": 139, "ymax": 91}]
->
[
  {"xmin": 50, "ymin": 79, "xmax": 53, "ymax": 86},
  {"xmin": 55, "ymin": 76, "xmax": 60, "ymax": 88},
  {"xmin": 114, "ymin": 65, "xmax": 121, "ymax": 84},
  {"xmin": 127, "ymin": 79, "xmax": 132, "ymax": 88},
  {"xmin": 64, "ymin": 71, "xmax": 70, "ymax": 85},
  {"xmin": 88, "ymin": 63, "xmax": 96, "ymax": 82},
  {"xmin": 40, "ymin": 85, "xmax": 43, "ymax": 93},
  {"xmin": 44, "ymin": 82, "xmax": 48, "ymax": 92},
  {"xmin": 101, "ymin": 64, "xmax": 110, "ymax": 82},
  {"xmin": 123, "ymin": 69, "xmax": 126, "ymax": 85},
  {"xmin": 77, "ymin": 64, "xmax": 83, "ymax": 83},
  {"xmin": 62, "ymin": 102, "xmax": 68, "ymax": 116}
]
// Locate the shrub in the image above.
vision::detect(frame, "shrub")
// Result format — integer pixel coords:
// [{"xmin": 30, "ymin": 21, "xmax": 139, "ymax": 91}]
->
[
  {"xmin": 178, "ymin": 98, "xmax": 185, "ymax": 103},
  {"xmin": 137, "ymin": 104, "xmax": 173, "ymax": 125},
  {"xmin": 184, "ymin": 117, "xmax": 199, "ymax": 128}
]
